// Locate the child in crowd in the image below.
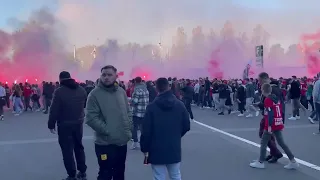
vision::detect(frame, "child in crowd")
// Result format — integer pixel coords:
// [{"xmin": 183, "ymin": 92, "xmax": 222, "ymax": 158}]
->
[{"xmin": 250, "ymin": 83, "xmax": 299, "ymax": 169}]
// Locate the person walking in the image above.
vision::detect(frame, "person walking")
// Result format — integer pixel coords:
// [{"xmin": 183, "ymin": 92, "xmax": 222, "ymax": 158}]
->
[
  {"xmin": 48, "ymin": 71, "xmax": 88, "ymax": 180},
  {"xmin": 140, "ymin": 77, "xmax": 190, "ymax": 180}
]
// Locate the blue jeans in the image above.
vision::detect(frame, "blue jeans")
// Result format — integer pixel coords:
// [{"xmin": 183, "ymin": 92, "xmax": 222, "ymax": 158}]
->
[
  {"xmin": 14, "ymin": 97, "xmax": 23, "ymax": 113},
  {"xmin": 151, "ymin": 163, "xmax": 181, "ymax": 180}
]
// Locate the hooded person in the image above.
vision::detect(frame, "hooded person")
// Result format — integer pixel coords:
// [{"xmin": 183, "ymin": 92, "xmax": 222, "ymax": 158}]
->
[
  {"xmin": 48, "ymin": 71, "xmax": 88, "ymax": 180},
  {"xmin": 140, "ymin": 77, "xmax": 190, "ymax": 180}
]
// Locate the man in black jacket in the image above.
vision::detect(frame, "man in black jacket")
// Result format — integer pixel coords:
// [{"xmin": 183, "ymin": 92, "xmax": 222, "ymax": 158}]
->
[
  {"xmin": 48, "ymin": 71, "xmax": 88, "ymax": 180},
  {"xmin": 140, "ymin": 77, "xmax": 190, "ymax": 180},
  {"xmin": 181, "ymin": 79, "xmax": 194, "ymax": 120}
]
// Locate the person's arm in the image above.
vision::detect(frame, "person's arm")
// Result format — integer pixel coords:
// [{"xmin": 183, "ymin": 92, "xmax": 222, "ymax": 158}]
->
[
  {"xmin": 123, "ymin": 90, "xmax": 133, "ymax": 129},
  {"xmin": 313, "ymin": 80, "xmax": 320, "ymax": 102},
  {"xmin": 265, "ymin": 98, "xmax": 274, "ymax": 132},
  {"xmin": 85, "ymin": 93, "xmax": 109, "ymax": 135},
  {"xmin": 181, "ymin": 103, "xmax": 191, "ymax": 137},
  {"xmin": 48, "ymin": 90, "xmax": 61, "ymax": 130}
]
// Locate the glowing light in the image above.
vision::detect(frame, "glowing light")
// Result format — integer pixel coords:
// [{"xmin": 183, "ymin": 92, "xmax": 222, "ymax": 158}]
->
[
  {"xmin": 5, "ymin": 81, "xmax": 8, "ymax": 84},
  {"xmin": 35, "ymin": 78, "xmax": 38, "ymax": 82},
  {"xmin": 25, "ymin": 79, "xmax": 28, "ymax": 82},
  {"xmin": 14, "ymin": 80, "xmax": 17, "ymax": 84},
  {"xmin": 143, "ymin": 75, "xmax": 146, "ymax": 79}
]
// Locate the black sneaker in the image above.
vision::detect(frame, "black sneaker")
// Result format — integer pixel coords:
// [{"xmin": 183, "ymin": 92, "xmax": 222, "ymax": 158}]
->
[
  {"xmin": 218, "ymin": 112, "xmax": 224, "ymax": 115},
  {"xmin": 62, "ymin": 176, "xmax": 77, "ymax": 180},
  {"xmin": 265, "ymin": 155, "xmax": 272, "ymax": 161},
  {"xmin": 76, "ymin": 172, "xmax": 87, "ymax": 180},
  {"xmin": 0, "ymin": 115, "xmax": 4, "ymax": 121},
  {"xmin": 268, "ymin": 154, "xmax": 283, "ymax": 163},
  {"xmin": 228, "ymin": 109, "xmax": 231, "ymax": 114}
]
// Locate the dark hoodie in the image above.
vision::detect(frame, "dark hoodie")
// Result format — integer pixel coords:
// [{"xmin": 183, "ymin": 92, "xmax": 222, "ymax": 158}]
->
[
  {"xmin": 140, "ymin": 90, "xmax": 190, "ymax": 164},
  {"xmin": 48, "ymin": 79, "xmax": 87, "ymax": 129},
  {"xmin": 146, "ymin": 81, "xmax": 157, "ymax": 103}
]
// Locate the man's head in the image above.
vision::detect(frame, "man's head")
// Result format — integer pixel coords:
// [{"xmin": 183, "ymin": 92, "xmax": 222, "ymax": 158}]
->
[
  {"xmin": 261, "ymin": 83, "xmax": 272, "ymax": 97},
  {"xmin": 258, "ymin": 72, "xmax": 270, "ymax": 84},
  {"xmin": 59, "ymin": 71, "xmax": 71, "ymax": 82},
  {"xmin": 156, "ymin": 78, "xmax": 169, "ymax": 93},
  {"xmin": 134, "ymin": 77, "xmax": 142, "ymax": 85},
  {"xmin": 100, "ymin": 65, "xmax": 118, "ymax": 86}
]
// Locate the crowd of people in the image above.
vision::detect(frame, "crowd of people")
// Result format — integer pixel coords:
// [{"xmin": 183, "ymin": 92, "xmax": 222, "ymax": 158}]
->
[{"xmin": 1, "ymin": 66, "xmax": 320, "ymax": 180}]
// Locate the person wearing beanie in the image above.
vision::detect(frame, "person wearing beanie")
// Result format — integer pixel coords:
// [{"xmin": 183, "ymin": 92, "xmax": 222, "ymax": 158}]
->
[{"xmin": 48, "ymin": 71, "xmax": 88, "ymax": 180}]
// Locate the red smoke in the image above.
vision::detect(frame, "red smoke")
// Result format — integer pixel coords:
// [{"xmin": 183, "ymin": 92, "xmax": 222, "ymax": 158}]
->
[
  {"xmin": 208, "ymin": 48, "xmax": 224, "ymax": 79},
  {"xmin": 300, "ymin": 31, "xmax": 320, "ymax": 76},
  {"xmin": 0, "ymin": 8, "xmax": 78, "ymax": 83}
]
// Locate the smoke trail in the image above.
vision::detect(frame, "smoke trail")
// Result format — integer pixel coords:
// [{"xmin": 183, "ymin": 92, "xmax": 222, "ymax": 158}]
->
[{"xmin": 0, "ymin": 8, "xmax": 77, "ymax": 83}]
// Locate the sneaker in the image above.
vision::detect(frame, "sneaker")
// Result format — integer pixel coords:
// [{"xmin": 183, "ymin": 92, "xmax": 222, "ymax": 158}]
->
[
  {"xmin": 313, "ymin": 132, "xmax": 320, "ymax": 135},
  {"xmin": 76, "ymin": 172, "xmax": 87, "ymax": 180},
  {"xmin": 249, "ymin": 161, "xmax": 265, "ymax": 169},
  {"xmin": 231, "ymin": 110, "xmax": 239, "ymax": 114},
  {"xmin": 284, "ymin": 161, "xmax": 299, "ymax": 170},
  {"xmin": 268, "ymin": 154, "xmax": 283, "ymax": 163},
  {"xmin": 62, "ymin": 176, "xmax": 77, "ymax": 180},
  {"xmin": 238, "ymin": 113, "xmax": 244, "ymax": 117},
  {"xmin": 0, "ymin": 115, "xmax": 3, "ymax": 121},
  {"xmin": 228, "ymin": 109, "xmax": 231, "ymax": 114},
  {"xmin": 218, "ymin": 112, "xmax": 224, "ymax": 115},
  {"xmin": 130, "ymin": 142, "xmax": 140, "ymax": 150},
  {"xmin": 246, "ymin": 114, "xmax": 253, "ymax": 118},
  {"xmin": 255, "ymin": 111, "xmax": 260, "ymax": 116},
  {"xmin": 308, "ymin": 117, "xmax": 315, "ymax": 124},
  {"xmin": 296, "ymin": 116, "xmax": 300, "ymax": 120},
  {"xmin": 288, "ymin": 116, "xmax": 296, "ymax": 120}
]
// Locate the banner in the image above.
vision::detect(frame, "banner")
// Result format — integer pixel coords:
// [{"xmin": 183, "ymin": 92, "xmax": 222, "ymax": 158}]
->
[
  {"xmin": 255, "ymin": 45, "xmax": 263, "ymax": 68},
  {"xmin": 242, "ymin": 60, "xmax": 252, "ymax": 79}
]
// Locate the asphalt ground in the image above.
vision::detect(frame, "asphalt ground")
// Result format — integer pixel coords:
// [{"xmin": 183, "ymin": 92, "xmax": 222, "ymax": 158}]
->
[{"xmin": 0, "ymin": 105, "xmax": 319, "ymax": 180}]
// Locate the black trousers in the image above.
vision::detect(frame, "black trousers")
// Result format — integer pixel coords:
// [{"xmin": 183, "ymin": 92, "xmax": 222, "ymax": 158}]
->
[
  {"xmin": 132, "ymin": 116, "xmax": 143, "ymax": 142},
  {"xmin": 183, "ymin": 98, "xmax": 194, "ymax": 119},
  {"xmin": 58, "ymin": 124, "xmax": 87, "ymax": 177},
  {"xmin": 95, "ymin": 144, "xmax": 127, "ymax": 180}
]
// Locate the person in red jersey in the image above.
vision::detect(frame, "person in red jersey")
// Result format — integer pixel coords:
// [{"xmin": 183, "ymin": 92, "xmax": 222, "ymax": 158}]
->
[
  {"xmin": 300, "ymin": 79, "xmax": 308, "ymax": 109},
  {"xmin": 250, "ymin": 83, "xmax": 299, "ymax": 169},
  {"xmin": 23, "ymin": 83, "xmax": 33, "ymax": 111}
]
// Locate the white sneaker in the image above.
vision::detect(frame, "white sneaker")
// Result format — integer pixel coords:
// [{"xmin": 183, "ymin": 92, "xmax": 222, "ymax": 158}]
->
[
  {"xmin": 288, "ymin": 116, "xmax": 296, "ymax": 120},
  {"xmin": 296, "ymin": 116, "xmax": 300, "ymax": 120},
  {"xmin": 130, "ymin": 142, "xmax": 140, "ymax": 150},
  {"xmin": 249, "ymin": 161, "xmax": 265, "ymax": 169},
  {"xmin": 246, "ymin": 114, "xmax": 253, "ymax": 118},
  {"xmin": 308, "ymin": 117, "xmax": 315, "ymax": 124},
  {"xmin": 0, "ymin": 115, "xmax": 3, "ymax": 121},
  {"xmin": 284, "ymin": 161, "xmax": 299, "ymax": 170},
  {"xmin": 255, "ymin": 111, "xmax": 260, "ymax": 116},
  {"xmin": 238, "ymin": 113, "xmax": 244, "ymax": 117}
]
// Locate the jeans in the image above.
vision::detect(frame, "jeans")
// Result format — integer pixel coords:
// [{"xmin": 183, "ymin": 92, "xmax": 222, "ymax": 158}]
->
[
  {"xmin": 259, "ymin": 130, "xmax": 295, "ymax": 162},
  {"xmin": 151, "ymin": 163, "xmax": 181, "ymax": 180},
  {"xmin": 132, "ymin": 116, "xmax": 143, "ymax": 142},
  {"xmin": 219, "ymin": 98, "xmax": 229, "ymax": 113},
  {"xmin": 14, "ymin": 97, "xmax": 23, "ymax": 113},
  {"xmin": 245, "ymin": 97, "xmax": 257, "ymax": 113}
]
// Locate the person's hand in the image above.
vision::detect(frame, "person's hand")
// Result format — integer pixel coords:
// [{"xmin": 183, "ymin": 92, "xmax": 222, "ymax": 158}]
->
[
  {"xmin": 267, "ymin": 126, "xmax": 272, "ymax": 134},
  {"xmin": 50, "ymin": 128, "xmax": 56, "ymax": 134}
]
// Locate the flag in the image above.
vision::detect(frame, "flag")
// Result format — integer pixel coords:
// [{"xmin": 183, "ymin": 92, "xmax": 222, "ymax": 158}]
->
[
  {"xmin": 242, "ymin": 60, "xmax": 252, "ymax": 79},
  {"xmin": 117, "ymin": 71, "xmax": 124, "ymax": 76},
  {"xmin": 73, "ymin": 45, "xmax": 76, "ymax": 60},
  {"xmin": 91, "ymin": 46, "xmax": 96, "ymax": 59}
]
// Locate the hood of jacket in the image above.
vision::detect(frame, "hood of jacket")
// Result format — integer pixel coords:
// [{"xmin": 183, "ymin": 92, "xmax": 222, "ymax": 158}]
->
[
  {"xmin": 60, "ymin": 79, "xmax": 78, "ymax": 89},
  {"xmin": 97, "ymin": 80, "xmax": 119, "ymax": 92},
  {"xmin": 154, "ymin": 90, "xmax": 176, "ymax": 110},
  {"xmin": 267, "ymin": 93, "xmax": 279, "ymax": 104}
]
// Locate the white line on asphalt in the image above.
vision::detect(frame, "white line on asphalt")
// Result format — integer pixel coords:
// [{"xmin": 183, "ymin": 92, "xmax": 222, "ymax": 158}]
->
[
  {"xmin": 193, "ymin": 120, "xmax": 320, "ymax": 171},
  {"xmin": 221, "ymin": 124, "xmax": 318, "ymax": 133},
  {"xmin": 0, "ymin": 136, "xmax": 94, "ymax": 146}
]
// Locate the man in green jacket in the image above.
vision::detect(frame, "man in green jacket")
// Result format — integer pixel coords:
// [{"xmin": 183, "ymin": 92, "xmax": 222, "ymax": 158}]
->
[{"xmin": 86, "ymin": 65, "xmax": 132, "ymax": 180}]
